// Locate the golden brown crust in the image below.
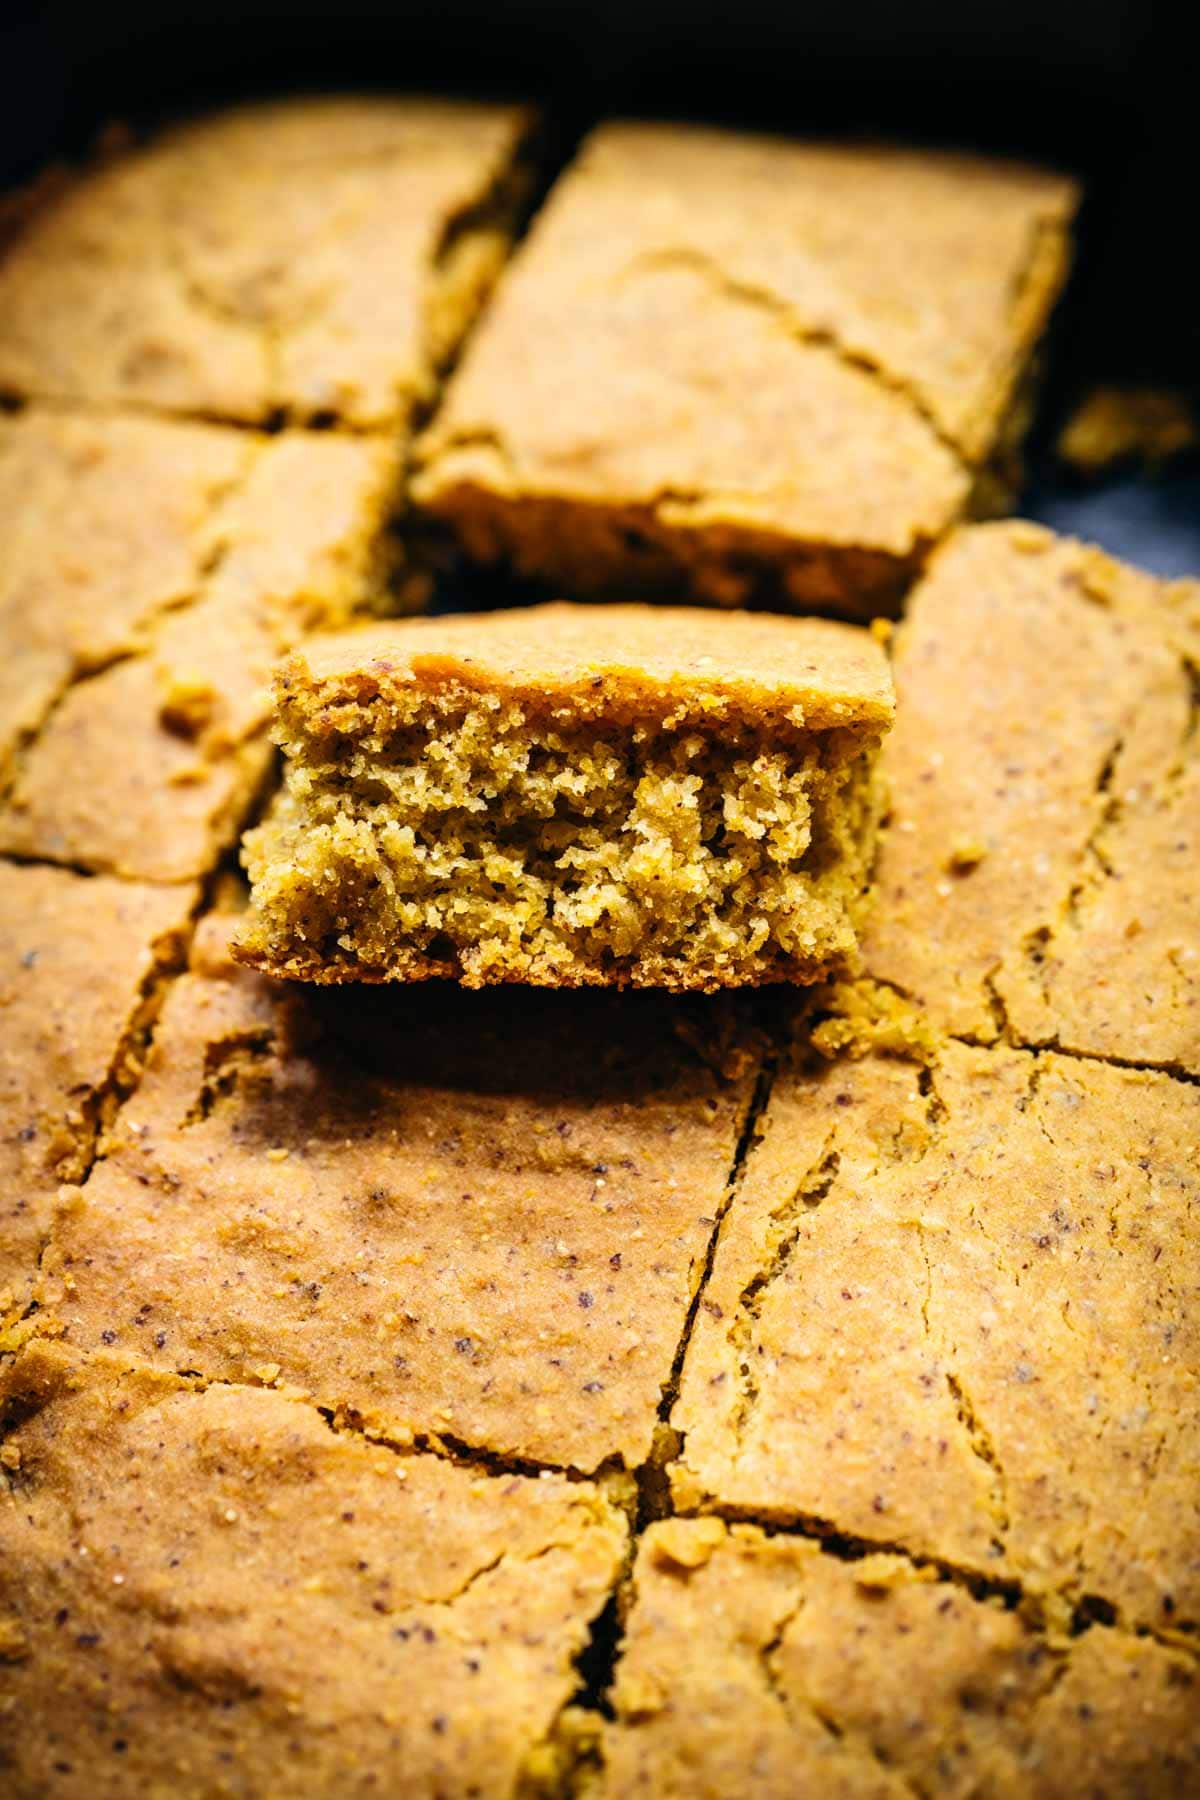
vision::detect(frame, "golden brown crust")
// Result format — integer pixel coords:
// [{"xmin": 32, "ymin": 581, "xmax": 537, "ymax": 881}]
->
[
  {"xmin": 599, "ymin": 1522, "xmax": 1200, "ymax": 1797},
  {"xmin": 0, "ymin": 98, "xmax": 534, "ymax": 427},
  {"xmin": 283, "ymin": 604, "xmax": 895, "ymax": 731},
  {"xmin": 0, "ymin": 1342, "xmax": 627, "ymax": 1796},
  {"xmin": 0, "ymin": 426, "xmax": 401, "ymax": 881},
  {"xmin": 35, "ymin": 911, "xmax": 761, "ymax": 1471},
  {"xmin": 0, "ymin": 864, "xmax": 196, "ymax": 1330},
  {"xmin": 671, "ymin": 1034, "xmax": 1200, "ymax": 1635},
  {"xmin": 0, "ymin": 408, "xmax": 248, "ymax": 780},
  {"xmin": 416, "ymin": 123, "xmax": 1078, "ymax": 610},
  {"xmin": 864, "ymin": 520, "xmax": 1200, "ymax": 1070}
]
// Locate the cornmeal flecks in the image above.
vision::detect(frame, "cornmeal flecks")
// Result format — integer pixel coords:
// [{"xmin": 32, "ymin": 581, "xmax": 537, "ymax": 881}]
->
[
  {"xmin": 0, "ymin": 863, "xmax": 196, "ymax": 1331},
  {"xmin": 236, "ymin": 604, "xmax": 893, "ymax": 991},
  {"xmin": 416, "ymin": 125, "xmax": 1077, "ymax": 613},
  {"xmin": 672, "ymin": 1030, "xmax": 1200, "ymax": 1634},
  {"xmin": 0, "ymin": 98, "xmax": 534, "ymax": 428},
  {"xmin": 0, "ymin": 429, "xmax": 400, "ymax": 881},
  {"xmin": 35, "ymin": 911, "xmax": 762, "ymax": 1472},
  {"xmin": 598, "ymin": 1522, "xmax": 1200, "ymax": 1798},
  {"xmin": 0, "ymin": 1342, "xmax": 626, "ymax": 1796},
  {"xmin": 866, "ymin": 521, "xmax": 1200, "ymax": 1070}
]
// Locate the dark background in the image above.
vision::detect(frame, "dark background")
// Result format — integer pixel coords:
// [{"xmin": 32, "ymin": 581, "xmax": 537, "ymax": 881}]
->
[{"xmin": 3, "ymin": 1, "xmax": 1197, "ymax": 574}]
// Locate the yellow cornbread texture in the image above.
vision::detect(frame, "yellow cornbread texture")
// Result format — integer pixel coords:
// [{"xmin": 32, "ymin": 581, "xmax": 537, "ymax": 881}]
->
[
  {"xmin": 0, "ymin": 98, "xmax": 534, "ymax": 427},
  {"xmin": 671, "ymin": 1027, "xmax": 1200, "ymax": 1637},
  {"xmin": 5, "ymin": 83, "xmax": 1198, "ymax": 1793},
  {"xmin": 236, "ymin": 604, "xmax": 893, "ymax": 991},
  {"xmin": 34, "ymin": 910, "xmax": 762, "ymax": 1474},
  {"xmin": 599, "ymin": 1522, "xmax": 1200, "ymax": 1798},
  {"xmin": 417, "ymin": 123, "xmax": 1078, "ymax": 613},
  {"xmin": 0, "ymin": 420, "xmax": 400, "ymax": 882},
  {"xmin": 0, "ymin": 863, "xmax": 196, "ymax": 1330},
  {"xmin": 0, "ymin": 1342, "xmax": 626, "ymax": 1796},
  {"xmin": 864, "ymin": 521, "xmax": 1200, "ymax": 1072}
]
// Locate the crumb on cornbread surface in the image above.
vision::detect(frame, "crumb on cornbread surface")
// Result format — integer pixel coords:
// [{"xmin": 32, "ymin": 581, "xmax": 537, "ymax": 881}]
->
[
  {"xmin": 0, "ymin": 1341, "xmax": 626, "ymax": 1797},
  {"xmin": 0, "ymin": 863, "xmax": 196, "ymax": 1333},
  {"xmin": 416, "ymin": 122, "xmax": 1079, "ymax": 613},
  {"xmin": 0, "ymin": 97, "xmax": 534, "ymax": 428},
  {"xmin": 864, "ymin": 520, "xmax": 1200, "ymax": 1071},
  {"xmin": 236, "ymin": 603, "xmax": 894, "ymax": 991},
  {"xmin": 598, "ymin": 1521, "xmax": 1200, "ymax": 1798},
  {"xmin": 0, "ymin": 425, "xmax": 401, "ymax": 883}
]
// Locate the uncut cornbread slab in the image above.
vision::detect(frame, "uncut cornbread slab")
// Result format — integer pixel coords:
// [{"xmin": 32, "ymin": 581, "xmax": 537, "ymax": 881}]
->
[
  {"xmin": 597, "ymin": 1521, "xmax": 1200, "ymax": 1797},
  {"xmin": 0, "ymin": 413, "xmax": 399, "ymax": 881},
  {"xmin": 670, "ymin": 1025, "xmax": 1200, "ymax": 1638},
  {"xmin": 863, "ymin": 521, "xmax": 1200, "ymax": 1071},
  {"xmin": 0, "ymin": 97, "xmax": 534, "ymax": 428},
  {"xmin": 0, "ymin": 863, "xmax": 195, "ymax": 1333},
  {"xmin": 34, "ymin": 909, "xmax": 761, "ymax": 1472},
  {"xmin": 416, "ymin": 123, "xmax": 1079, "ymax": 614},
  {"xmin": 0, "ymin": 1342, "xmax": 627, "ymax": 1795},
  {"xmin": 236, "ymin": 603, "xmax": 893, "ymax": 991}
]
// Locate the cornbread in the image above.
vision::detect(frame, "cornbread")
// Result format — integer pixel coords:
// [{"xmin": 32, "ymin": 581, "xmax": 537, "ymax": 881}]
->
[
  {"xmin": 0, "ymin": 1342, "xmax": 627, "ymax": 1795},
  {"xmin": 0, "ymin": 428, "xmax": 400, "ymax": 882},
  {"xmin": 0, "ymin": 98, "xmax": 533, "ymax": 427},
  {"xmin": 36, "ymin": 910, "xmax": 761, "ymax": 1472},
  {"xmin": 864, "ymin": 522, "xmax": 1200, "ymax": 1070},
  {"xmin": 416, "ymin": 124, "xmax": 1078, "ymax": 613},
  {"xmin": 599, "ymin": 1521, "xmax": 1200, "ymax": 1797},
  {"xmin": 5, "ymin": 85, "xmax": 1199, "ymax": 1795},
  {"xmin": 0, "ymin": 864, "xmax": 195, "ymax": 1332},
  {"xmin": 0, "ymin": 409, "xmax": 246, "ymax": 780},
  {"xmin": 671, "ymin": 1029, "xmax": 1200, "ymax": 1636},
  {"xmin": 1058, "ymin": 386, "xmax": 1198, "ymax": 475},
  {"xmin": 236, "ymin": 604, "xmax": 893, "ymax": 991}
]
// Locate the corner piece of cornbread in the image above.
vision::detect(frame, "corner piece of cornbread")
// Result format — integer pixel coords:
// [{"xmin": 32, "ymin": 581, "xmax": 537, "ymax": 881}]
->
[
  {"xmin": 416, "ymin": 123, "xmax": 1079, "ymax": 614},
  {"xmin": 235, "ymin": 603, "xmax": 893, "ymax": 991},
  {"xmin": 0, "ymin": 1342, "xmax": 626, "ymax": 1793},
  {"xmin": 0, "ymin": 98, "xmax": 535, "ymax": 428}
]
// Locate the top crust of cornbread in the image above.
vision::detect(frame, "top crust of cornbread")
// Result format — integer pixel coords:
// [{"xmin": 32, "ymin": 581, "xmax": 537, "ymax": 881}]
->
[
  {"xmin": 0, "ymin": 97, "xmax": 531, "ymax": 427},
  {"xmin": 416, "ymin": 122, "xmax": 1078, "ymax": 608},
  {"xmin": 864, "ymin": 520, "xmax": 1200, "ymax": 1069},
  {"xmin": 0, "ymin": 421, "xmax": 400, "ymax": 883},
  {"xmin": 283, "ymin": 603, "xmax": 894, "ymax": 732},
  {"xmin": 0, "ymin": 1342, "xmax": 626, "ymax": 1797}
]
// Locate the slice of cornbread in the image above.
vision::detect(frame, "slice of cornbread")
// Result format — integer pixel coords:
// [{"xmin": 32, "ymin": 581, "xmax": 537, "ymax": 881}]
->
[
  {"xmin": 0, "ymin": 863, "xmax": 196, "ymax": 1331},
  {"xmin": 0, "ymin": 98, "xmax": 534, "ymax": 428},
  {"xmin": 35, "ymin": 910, "xmax": 761, "ymax": 1473},
  {"xmin": 235, "ymin": 604, "xmax": 893, "ymax": 991},
  {"xmin": 0, "ymin": 426, "xmax": 400, "ymax": 882},
  {"xmin": 0, "ymin": 1343, "xmax": 626, "ymax": 1795},
  {"xmin": 598, "ymin": 1522, "xmax": 1199, "ymax": 1797},
  {"xmin": 416, "ymin": 123, "xmax": 1078, "ymax": 614},
  {"xmin": 670, "ymin": 1030, "xmax": 1200, "ymax": 1637},
  {"xmin": 864, "ymin": 522, "xmax": 1200, "ymax": 1071}
]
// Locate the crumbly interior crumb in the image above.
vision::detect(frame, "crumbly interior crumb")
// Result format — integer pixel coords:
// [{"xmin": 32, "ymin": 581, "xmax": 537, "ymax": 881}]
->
[{"xmin": 240, "ymin": 685, "xmax": 883, "ymax": 990}]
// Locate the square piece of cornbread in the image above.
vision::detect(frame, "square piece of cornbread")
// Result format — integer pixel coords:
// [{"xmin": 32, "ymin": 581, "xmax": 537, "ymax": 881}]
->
[
  {"xmin": 416, "ymin": 123, "xmax": 1078, "ymax": 613},
  {"xmin": 236, "ymin": 603, "xmax": 893, "ymax": 989},
  {"xmin": 0, "ymin": 98, "xmax": 534, "ymax": 428}
]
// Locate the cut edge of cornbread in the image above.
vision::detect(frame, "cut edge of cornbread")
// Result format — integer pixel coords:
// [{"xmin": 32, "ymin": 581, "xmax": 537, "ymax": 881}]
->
[{"xmin": 235, "ymin": 606, "xmax": 893, "ymax": 990}]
